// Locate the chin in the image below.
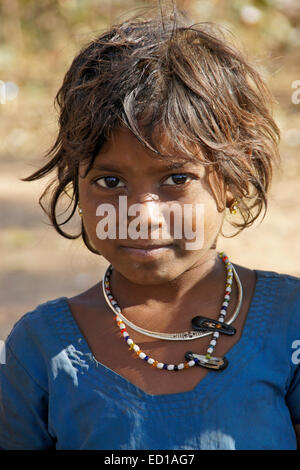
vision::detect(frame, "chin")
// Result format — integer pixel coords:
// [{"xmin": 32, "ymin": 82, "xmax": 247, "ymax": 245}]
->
[
  {"xmin": 116, "ymin": 260, "xmax": 182, "ymax": 285},
  {"xmin": 99, "ymin": 243, "xmax": 195, "ymax": 284}
]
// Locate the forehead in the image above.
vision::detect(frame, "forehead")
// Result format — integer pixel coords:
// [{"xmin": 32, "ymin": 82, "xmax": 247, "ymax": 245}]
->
[
  {"xmin": 78, "ymin": 126, "xmax": 225, "ymax": 201},
  {"xmin": 87, "ymin": 126, "xmax": 205, "ymax": 171}
]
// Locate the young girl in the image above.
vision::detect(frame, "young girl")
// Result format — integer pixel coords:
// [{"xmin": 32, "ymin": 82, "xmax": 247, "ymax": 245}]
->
[{"xmin": 0, "ymin": 8, "xmax": 299, "ymax": 451}]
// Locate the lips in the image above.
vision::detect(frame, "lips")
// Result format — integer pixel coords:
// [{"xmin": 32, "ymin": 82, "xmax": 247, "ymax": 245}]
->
[
  {"xmin": 120, "ymin": 243, "xmax": 173, "ymax": 249},
  {"xmin": 119, "ymin": 243, "xmax": 175, "ymax": 259}
]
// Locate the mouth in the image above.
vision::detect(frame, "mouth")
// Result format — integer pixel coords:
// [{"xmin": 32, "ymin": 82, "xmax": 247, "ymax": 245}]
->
[{"xmin": 119, "ymin": 243, "xmax": 175, "ymax": 259}]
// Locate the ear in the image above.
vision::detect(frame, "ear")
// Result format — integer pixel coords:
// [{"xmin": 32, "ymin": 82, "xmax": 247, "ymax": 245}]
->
[{"xmin": 225, "ymin": 188, "xmax": 236, "ymax": 210}]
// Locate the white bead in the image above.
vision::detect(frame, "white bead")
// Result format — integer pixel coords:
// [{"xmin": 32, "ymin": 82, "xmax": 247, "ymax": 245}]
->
[
  {"xmin": 226, "ymin": 287, "xmax": 232, "ymax": 293},
  {"xmin": 139, "ymin": 352, "xmax": 146, "ymax": 359},
  {"xmin": 127, "ymin": 338, "xmax": 133, "ymax": 345},
  {"xmin": 188, "ymin": 360, "xmax": 195, "ymax": 367},
  {"xmin": 227, "ymin": 278, "xmax": 233, "ymax": 284},
  {"xmin": 177, "ymin": 363, "xmax": 184, "ymax": 370},
  {"xmin": 220, "ymin": 309, "xmax": 226, "ymax": 315},
  {"xmin": 119, "ymin": 323, "xmax": 126, "ymax": 329},
  {"xmin": 222, "ymin": 301, "xmax": 229, "ymax": 306},
  {"xmin": 133, "ymin": 345, "xmax": 140, "ymax": 352},
  {"xmin": 157, "ymin": 363, "xmax": 164, "ymax": 369},
  {"xmin": 224, "ymin": 294, "xmax": 230, "ymax": 300},
  {"xmin": 219, "ymin": 318, "xmax": 224, "ymax": 323},
  {"xmin": 116, "ymin": 316, "xmax": 121, "ymax": 322},
  {"xmin": 210, "ymin": 339, "xmax": 217, "ymax": 346},
  {"xmin": 122, "ymin": 332, "xmax": 128, "ymax": 338},
  {"xmin": 167, "ymin": 365, "xmax": 175, "ymax": 370},
  {"xmin": 115, "ymin": 306, "xmax": 121, "ymax": 313},
  {"xmin": 214, "ymin": 332, "xmax": 220, "ymax": 338},
  {"xmin": 207, "ymin": 347, "xmax": 214, "ymax": 354},
  {"xmin": 147, "ymin": 358, "xmax": 155, "ymax": 365}
]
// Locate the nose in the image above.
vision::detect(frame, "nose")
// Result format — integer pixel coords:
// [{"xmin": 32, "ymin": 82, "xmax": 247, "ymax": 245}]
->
[
  {"xmin": 125, "ymin": 192, "xmax": 167, "ymax": 239},
  {"xmin": 129, "ymin": 194, "xmax": 163, "ymax": 225}
]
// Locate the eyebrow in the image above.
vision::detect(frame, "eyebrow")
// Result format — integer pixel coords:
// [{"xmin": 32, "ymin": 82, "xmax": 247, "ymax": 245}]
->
[{"xmin": 90, "ymin": 161, "xmax": 194, "ymax": 173}]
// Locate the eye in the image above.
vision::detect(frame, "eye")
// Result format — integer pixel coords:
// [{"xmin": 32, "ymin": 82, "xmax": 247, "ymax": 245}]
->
[
  {"xmin": 94, "ymin": 176, "xmax": 125, "ymax": 189},
  {"xmin": 163, "ymin": 174, "xmax": 192, "ymax": 185}
]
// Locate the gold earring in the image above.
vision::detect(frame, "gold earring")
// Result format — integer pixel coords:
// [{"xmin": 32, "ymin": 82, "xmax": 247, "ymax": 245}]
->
[
  {"xmin": 78, "ymin": 203, "xmax": 83, "ymax": 216},
  {"xmin": 229, "ymin": 200, "xmax": 239, "ymax": 214}
]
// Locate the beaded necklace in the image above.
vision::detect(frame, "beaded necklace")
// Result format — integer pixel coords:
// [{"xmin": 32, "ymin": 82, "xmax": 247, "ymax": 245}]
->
[
  {"xmin": 102, "ymin": 256, "xmax": 242, "ymax": 340},
  {"xmin": 102, "ymin": 252, "xmax": 242, "ymax": 371}
]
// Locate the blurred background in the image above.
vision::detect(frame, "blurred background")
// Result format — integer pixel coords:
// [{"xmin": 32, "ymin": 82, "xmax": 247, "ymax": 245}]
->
[{"xmin": 0, "ymin": 0, "xmax": 300, "ymax": 340}]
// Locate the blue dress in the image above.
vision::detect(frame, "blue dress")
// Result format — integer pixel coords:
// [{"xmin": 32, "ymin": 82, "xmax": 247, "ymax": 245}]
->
[{"xmin": 0, "ymin": 269, "xmax": 299, "ymax": 450}]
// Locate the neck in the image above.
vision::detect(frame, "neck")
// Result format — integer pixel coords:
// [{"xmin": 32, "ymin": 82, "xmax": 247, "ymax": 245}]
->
[{"xmin": 109, "ymin": 249, "xmax": 226, "ymax": 313}]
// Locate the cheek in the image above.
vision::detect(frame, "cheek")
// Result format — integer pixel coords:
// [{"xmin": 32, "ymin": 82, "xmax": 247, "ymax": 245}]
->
[
  {"xmin": 184, "ymin": 197, "xmax": 222, "ymax": 236},
  {"xmin": 204, "ymin": 198, "xmax": 224, "ymax": 234},
  {"xmin": 78, "ymin": 181, "xmax": 102, "ymax": 242},
  {"xmin": 83, "ymin": 208, "xmax": 115, "ymax": 247}
]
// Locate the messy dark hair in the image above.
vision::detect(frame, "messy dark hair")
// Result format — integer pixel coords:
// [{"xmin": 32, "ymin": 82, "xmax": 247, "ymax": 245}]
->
[{"xmin": 22, "ymin": 7, "xmax": 280, "ymax": 255}]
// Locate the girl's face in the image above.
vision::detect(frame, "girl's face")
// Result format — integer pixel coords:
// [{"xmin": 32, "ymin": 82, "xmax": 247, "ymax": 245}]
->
[{"xmin": 78, "ymin": 127, "xmax": 228, "ymax": 285}]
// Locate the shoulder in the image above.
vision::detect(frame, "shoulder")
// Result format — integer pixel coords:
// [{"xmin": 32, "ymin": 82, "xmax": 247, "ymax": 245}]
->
[
  {"xmin": 6, "ymin": 296, "xmax": 70, "ymax": 347},
  {"xmin": 255, "ymin": 268, "xmax": 300, "ymax": 284},
  {"xmin": 255, "ymin": 269, "xmax": 300, "ymax": 337},
  {"xmin": 0, "ymin": 298, "xmax": 69, "ymax": 449},
  {"xmin": 255, "ymin": 268, "xmax": 300, "ymax": 303},
  {"xmin": 234, "ymin": 264, "xmax": 300, "ymax": 319},
  {"xmin": 4, "ymin": 297, "xmax": 71, "ymax": 382}
]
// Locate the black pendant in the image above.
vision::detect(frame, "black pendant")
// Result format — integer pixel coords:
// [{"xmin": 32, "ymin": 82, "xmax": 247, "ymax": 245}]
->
[
  {"xmin": 191, "ymin": 316, "xmax": 236, "ymax": 336},
  {"xmin": 185, "ymin": 351, "xmax": 228, "ymax": 371}
]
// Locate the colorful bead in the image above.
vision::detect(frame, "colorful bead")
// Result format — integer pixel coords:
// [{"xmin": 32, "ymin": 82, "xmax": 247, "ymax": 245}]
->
[
  {"xmin": 113, "ymin": 312, "xmax": 200, "ymax": 371},
  {"xmin": 107, "ymin": 251, "xmax": 234, "ymax": 372}
]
